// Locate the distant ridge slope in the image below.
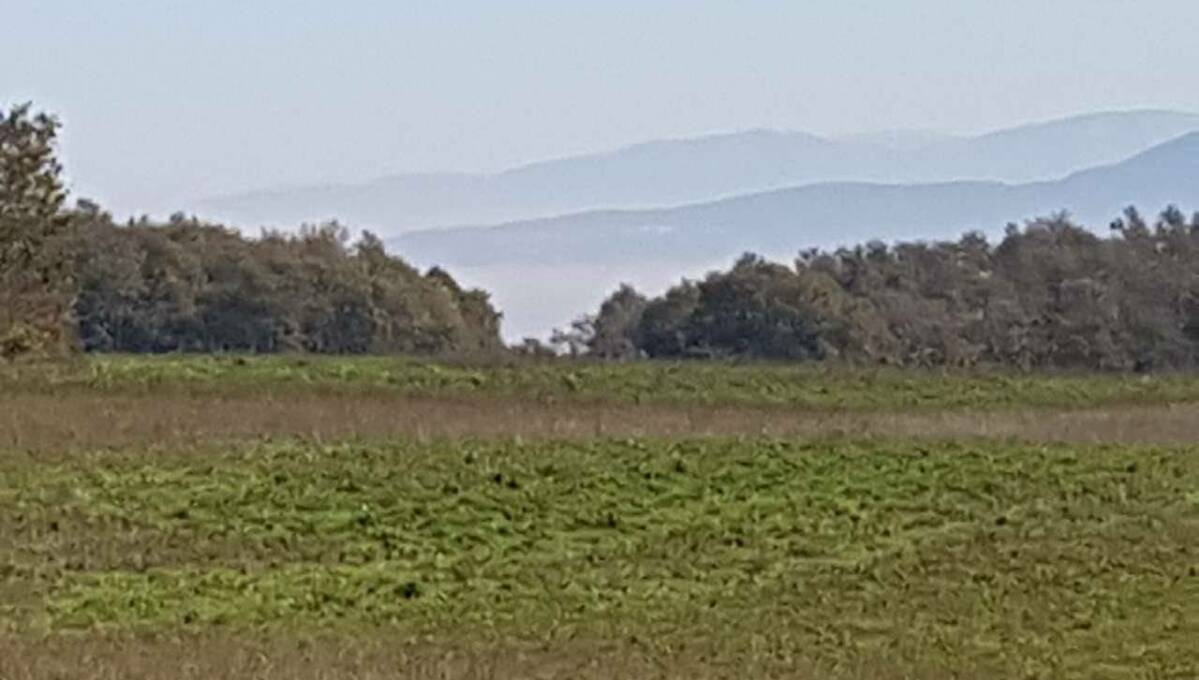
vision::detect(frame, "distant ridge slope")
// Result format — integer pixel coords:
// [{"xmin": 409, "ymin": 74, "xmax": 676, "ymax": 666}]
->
[
  {"xmin": 201, "ymin": 110, "xmax": 1199, "ymax": 232},
  {"xmin": 394, "ymin": 132, "xmax": 1199, "ymax": 268}
]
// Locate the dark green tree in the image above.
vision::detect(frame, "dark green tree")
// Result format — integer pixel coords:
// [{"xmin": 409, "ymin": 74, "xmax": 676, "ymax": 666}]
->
[{"xmin": 0, "ymin": 104, "xmax": 75, "ymax": 357}]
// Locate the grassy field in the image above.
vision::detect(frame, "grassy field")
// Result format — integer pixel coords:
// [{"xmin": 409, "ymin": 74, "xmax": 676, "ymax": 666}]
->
[
  {"xmin": 8, "ymin": 354, "xmax": 1199, "ymax": 410},
  {"xmin": 3, "ymin": 356, "xmax": 1199, "ymax": 679}
]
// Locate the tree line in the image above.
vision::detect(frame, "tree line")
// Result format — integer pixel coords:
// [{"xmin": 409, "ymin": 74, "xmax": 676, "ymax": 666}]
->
[
  {"xmin": 9, "ymin": 103, "xmax": 1199, "ymax": 371},
  {"xmin": 1, "ymin": 104, "xmax": 502, "ymax": 358},
  {"xmin": 576, "ymin": 208, "xmax": 1199, "ymax": 371}
]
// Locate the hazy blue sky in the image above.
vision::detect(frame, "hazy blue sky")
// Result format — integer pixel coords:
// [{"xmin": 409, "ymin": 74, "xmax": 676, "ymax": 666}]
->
[{"xmin": 5, "ymin": 0, "xmax": 1199, "ymax": 218}]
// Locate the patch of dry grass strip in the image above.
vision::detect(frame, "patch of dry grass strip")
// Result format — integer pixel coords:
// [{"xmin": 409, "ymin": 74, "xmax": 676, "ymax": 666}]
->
[
  {"xmin": 0, "ymin": 634, "xmax": 955, "ymax": 680},
  {"xmin": 3, "ymin": 393, "xmax": 1199, "ymax": 449}
]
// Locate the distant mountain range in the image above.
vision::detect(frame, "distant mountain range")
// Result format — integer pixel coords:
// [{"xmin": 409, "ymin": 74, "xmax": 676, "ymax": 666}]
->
[
  {"xmin": 202, "ymin": 110, "xmax": 1199, "ymax": 233},
  {"xmin": 198, "ymin": 109, "xmax": 1199, "ymax": 340},
  {"xmin": 391, "ymin": 131, "xmax": 1199, "ymax": 340},
  {"xmin": 394, "ymin": 132, "xmax": 1199, "ymax": 266}
]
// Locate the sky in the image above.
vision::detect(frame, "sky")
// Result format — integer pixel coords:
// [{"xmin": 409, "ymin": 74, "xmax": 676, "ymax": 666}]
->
[{"xmin": 5, "ymin": 0, "xmax": 1199, "ymax": 219}]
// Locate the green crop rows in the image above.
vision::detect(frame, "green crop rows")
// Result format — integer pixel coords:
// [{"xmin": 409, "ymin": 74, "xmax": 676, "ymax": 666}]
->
[{"xmin": 3, "ymin": 437, "xmax": 1197, "ymax": 677}]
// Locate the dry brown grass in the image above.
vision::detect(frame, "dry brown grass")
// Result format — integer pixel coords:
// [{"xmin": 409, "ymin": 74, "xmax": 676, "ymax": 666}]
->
[
  {"xmin": 5, "ymin": 392, "xmax": 1199, "ymax": 450},
  {"xmin": 0, "ymin": 634, "xmax": 958, "ymax": 680}
]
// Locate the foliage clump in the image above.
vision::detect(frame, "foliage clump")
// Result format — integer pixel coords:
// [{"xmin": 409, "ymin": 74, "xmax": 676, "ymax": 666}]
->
[
  {"xmin": 585, "ymin": 211, "xmax": 1199, "ymax": 370},
  {"xmin": 71, "ymin": 214, "xmax": 502, "ymax": 354},
  {"xmin": 0, "ymin": 104, "xmax": 74, "ymax": 358},
  {"xmin": 0, "ymin": 104, "xmax": 501, "ymax": 357}
]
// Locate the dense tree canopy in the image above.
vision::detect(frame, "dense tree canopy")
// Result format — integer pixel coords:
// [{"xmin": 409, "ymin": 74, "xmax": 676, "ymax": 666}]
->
[
  {"xmin": 1, "ymin": 104, "xmax": 502, "ymax": 358},
  {"xmin": 0, "ymin": 104, "xmax": 74, "ymax": 357},
  {"xmin": 69, "ymin": 211, "xmax": 503, "ymax": 354},
  {"xmin": 584, "ymin": 209, "xmax": 1199, "ymax": 371},
  {"xmin": 10, "ymin": 102, "xmax": 1199, "ymax": 370}
]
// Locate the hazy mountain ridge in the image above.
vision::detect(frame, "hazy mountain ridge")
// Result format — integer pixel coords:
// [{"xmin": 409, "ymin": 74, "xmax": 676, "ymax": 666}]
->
[
  {"xmin": 394, "ymin": 132, "xmax": 1199, "ymax": 267},
  {"xmin": 389, "ymin": 132, "xmax": 1199, "ymax": 339},
  {"xmin": 201, "ymin": 110, "xmax": 1199, "ymax": 233}
]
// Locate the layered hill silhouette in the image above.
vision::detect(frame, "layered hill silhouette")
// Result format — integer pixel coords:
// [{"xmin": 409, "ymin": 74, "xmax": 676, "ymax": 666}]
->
[
  {"xmin": 390, "ymin": 132, "xmax": 1199, "ymax": 340},
  {"xmin": 199, "ymin": 110, "xmax": 1199, "ymax": 339},
  {"xmin": 202, "ymin": 110, "xmax": 1199, "ymax": 232},
  {"xmin": 394, "ymin": 132, "xmax": 1199, "ymax": 267}
]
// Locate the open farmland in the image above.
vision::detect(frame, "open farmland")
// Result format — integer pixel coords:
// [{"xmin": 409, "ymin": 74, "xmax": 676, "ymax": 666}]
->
[
  {"xmin": 10, "ymin": 357, "xmax": 1199, "ymax": 448},
  {"xmin": 2, "ymin": 357, "xmax": 1199, "ymax": 679},
  {"xmin": 12, "ymin": 355, "xmax": 1199, "ymax": 410}
]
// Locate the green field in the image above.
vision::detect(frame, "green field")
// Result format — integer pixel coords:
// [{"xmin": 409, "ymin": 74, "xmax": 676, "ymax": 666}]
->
[
  {"xmin": 3, "ymin": 357, "xmax": 1199, "ymax": 679},
  {"xmin": 9, "ymin": 354, "xmax": 1199, "ymax": 410}
]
